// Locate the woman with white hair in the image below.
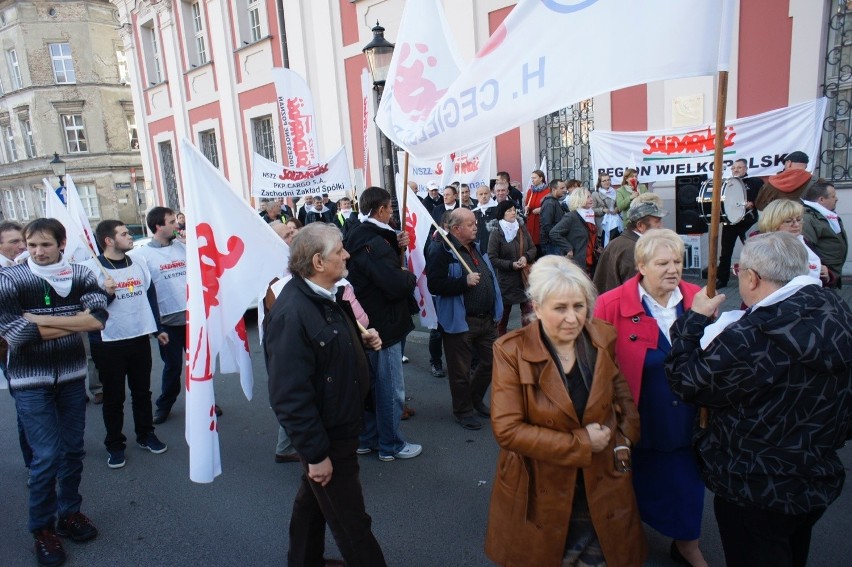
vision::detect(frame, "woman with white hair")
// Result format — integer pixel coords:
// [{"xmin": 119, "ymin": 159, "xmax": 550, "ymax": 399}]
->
[
  {"xmin": 549, "ymin": 187, "xmax": 598, "ymax": 276},
  {"xmin": 757, "ymin": 199, "xmax": 829, "ymax": 285},
  {"xmin": 486, "ymin": 255, "xmax": 646, "ymax": 566},
  {"xmin": 594, "ymin": 229, "xmax": 709, "ymax": 567}
]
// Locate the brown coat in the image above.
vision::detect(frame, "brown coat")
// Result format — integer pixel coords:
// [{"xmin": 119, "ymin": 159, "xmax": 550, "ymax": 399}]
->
[{"xmin": 485, "ymin": 319, "xmax": 647, "ymax": 567}]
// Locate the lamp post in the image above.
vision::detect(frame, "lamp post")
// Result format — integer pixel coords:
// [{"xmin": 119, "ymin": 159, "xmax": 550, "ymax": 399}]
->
[
  {"xmin": 50, "ymin": 152, "xmax": 66, "ymax": 187},
  {"xmin": 363, "ymin": 21, "xmax": 397, "ymax": 204}
]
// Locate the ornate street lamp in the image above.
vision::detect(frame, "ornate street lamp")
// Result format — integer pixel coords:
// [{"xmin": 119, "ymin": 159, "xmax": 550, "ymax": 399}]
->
[
  {"xmin": 49, "ymin": 152, "xmax": 67, "ymax": 187},
  {"xmin": 362, "ymin": 21, "xmax": 397, "ymax": 208}
]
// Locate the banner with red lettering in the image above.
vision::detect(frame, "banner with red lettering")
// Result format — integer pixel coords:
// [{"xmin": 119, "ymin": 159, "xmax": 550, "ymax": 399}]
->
[
  {"xmin": 361, "ymin": 68, "xmax": 372, "ymax": 186},
  {"xmin": 376, "ymin": 0, "xmax": 728, "ymax": 160},
  {"xmin": 589, "ymin": 98, "xmax": 827, "ymax": 183},
  {"xmin": 403, "ymin": 141, "xmax": 492, "ymax": 196},
  {"xmin": 180, "ymin": 138, "xmax": 289, "ymax": 483},
  {"xmin": 272, "ymin": 68, "xmax": 320, "ymax": 169},
  {"xmin": 395, "ymin": 184, "xmax": 438, "ymax": 329},
  {"xmin": 251, "ymin": 146, "xmax": 350, "ymax": 199}
]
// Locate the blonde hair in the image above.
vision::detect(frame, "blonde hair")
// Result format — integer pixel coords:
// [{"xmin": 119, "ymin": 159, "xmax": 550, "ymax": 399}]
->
[
  {"xmin": 634, "ymin": 228, "xmax": 684, "ymax": 267},
  {"xmin": 758, "ymin": 199, "xmax": 804, "ymax": 233},
  {"xmin": 568, "ymin": 187, "xmax": 591, "ymax": 212},
  {"xmin": 527, "ymin": 255, "xmax": 597, "ymax": 314}
]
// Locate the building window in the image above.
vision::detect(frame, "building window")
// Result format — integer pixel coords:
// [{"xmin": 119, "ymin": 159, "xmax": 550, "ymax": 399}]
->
[
  {"xmin": 116, "ymin": 49, "xmax": 130, "ymax": 84},
  {"xmin": 159, "ymin": 141, "xmax": 180, "ymax": 210},
  {"xmin": 15, "ymin": 188, "xmax": 29, "ymax": 220},
  {"xmin": 127, "ymin": 114, "xmax": 139, "ymax": 150},
  {"xmin": 3, "ymin": 125, "xmax": 17, "ymax": 162},
  {"xmin": 49, "ymin": 43, "xmax": 76, "ymax": 84},
  {"xmin": 33, "ymin": 185, "xmax": 46, "ymax": 217},
  {"xmin": 199, "ymin": 129, "xmax": 219, "ymax": 168},
  {"xmin": 6, "ymin": 49, "xmax": 21, "ymax": 90},
  {"xmin": 141, "ymin": 23, "xmax": 163, "ymax": 85},
  {"xmin": 3, "ymin": 190, "xmax": 16, "ymax": 219},
  {"xmin": 248, "ymin": 0, "xmax": 262, "ymax": 42},
  {"xmin": 536, "ymin": 99, "xmax": 595, "ymax": 187},
  {"xmin": 192, "ymin": 2, "xmax": 208, "ymax": 64},
  {"xmin": 20, "ymin": 119, "xmax": 36, "ymax": 158},
  {"xmin": 251, "ymin": 115, "xmax": 276, "ymax": 161},
  {"xmin": 76, "ymin": 185, "xmax": 100, "ymax": 219},
  {"xmin": 61, "ymin": 114, "xmax": 88, "ymax": 153},
  {"xmin": 235, "ymin": 0, "xmax": 267, "ymax": 45}
]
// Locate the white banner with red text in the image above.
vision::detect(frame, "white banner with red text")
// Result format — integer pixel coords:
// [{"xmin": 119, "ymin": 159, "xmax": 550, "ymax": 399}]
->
[
  {"xmin": 402, "ymin": 141, "xmax": 493, "ymax": 196},
  {"xmin": 589, "ymin": 98, "xmax": 828, "ymax": 183},
  {"xmin": 251, "ymin": 146, "xmax": 350, "ymax": 199},
  {"xmin": 271, "ymin": 68, "xmax": 321, "ymax": 169}
]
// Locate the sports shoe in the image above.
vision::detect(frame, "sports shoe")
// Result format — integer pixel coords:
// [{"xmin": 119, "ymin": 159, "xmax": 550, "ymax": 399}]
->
[
  {"xmin": 379, "ymin": 442, "xmax": 423, "ymax": 461},
  {"xmin": 430, "ymin": 364, "xmax": 446, "ymax": 378},
  {"xmin": 401, "ymin": 355, "xmax": 410, "ymax": 363},
  {"xmin": 33, "ymin": 528, "xmax": 66, "ymax": 567},
  {"xmin": 107, "ymin": 450, "xmax": 126, "ymax": 469},
  {"xmin": 138, "ymin": 434, "xmax": 168, "ymax": 454},
  {"xmin": 355, "ymin": 446, "xmax": 375, "ymax": 455},
  {"xmin": 56, "ymin": 512, "xmax": 98, "ymax": 543},
  {"xmin": 152, "ymin": 410, "xmax": 169, "ymax": 425}
]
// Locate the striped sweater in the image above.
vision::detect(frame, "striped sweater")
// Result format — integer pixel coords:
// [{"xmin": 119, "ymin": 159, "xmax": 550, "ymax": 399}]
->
[{"xmin": 0, "ymin": 263, "xmax": 108, "ymax": 390}]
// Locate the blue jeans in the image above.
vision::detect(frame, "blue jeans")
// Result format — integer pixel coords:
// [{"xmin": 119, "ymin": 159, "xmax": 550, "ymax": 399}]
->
[
  {"xmin": 5, "ymin": 360, "xmax": 33, "ymax": 468},
  {"xmin": 156, "ymin": 324, "xmax": 186, "ymax": 413},
  {"xmin": 359, "ymin": 342, "xmax": 406, "ymax": 457},
  {"xmin": 15, "ymin": 379, "xmax": 87, "ymax": 532}
]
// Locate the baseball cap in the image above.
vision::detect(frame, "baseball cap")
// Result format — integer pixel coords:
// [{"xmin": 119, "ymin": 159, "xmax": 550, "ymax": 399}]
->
[
  {"xmin": 427, "ymin": 180, "xmax": 439, "ymax": 190},
  {"xmin": 785, "ymin": 151, "xmax": 809, "ymax": 164},
  {"xmin": 627, "ymin": 202, "xmax": 668, "ymax": 224}
]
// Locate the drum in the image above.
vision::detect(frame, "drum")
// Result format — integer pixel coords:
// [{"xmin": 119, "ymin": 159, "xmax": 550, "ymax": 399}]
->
[{"xmin": 696, "ymin": 177, "xmax": 747, "ymax": 225}]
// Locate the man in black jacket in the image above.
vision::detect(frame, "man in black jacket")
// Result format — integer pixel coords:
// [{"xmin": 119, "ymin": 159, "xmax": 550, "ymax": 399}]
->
[
  {"xmin": 264, "ymin": 223, "xmax": 386, "ymax": 567},
  {"xmin": 667, "ymin": 231, "xmax": 852, "ymax": 567},
  {"xmin": 538, "ymin": 178, "xmax": 567, "ymax": 255},
  {"xmin": 344, "ymin": 187, "xmax": 422, "ymax": 461}
]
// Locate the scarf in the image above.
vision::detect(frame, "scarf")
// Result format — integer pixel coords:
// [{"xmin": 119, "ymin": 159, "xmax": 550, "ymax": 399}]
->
[
  {"xmin": 529, "ymin": 182, "xmax": 547, "ymax": 194},
  {"xmin": 366, "ymin": 217, "xmax": 395, "ymax": 232},
  {"xmin": 28, "ymin": 255, "xmax": 74, "ymax": 297},
  {"xmin": 577, "ymin": 208, "xmax": 596, "ymax": 223},
  {"xmin": 499, "ymin": 219, "xmax": 520, "ymax": 242},
  {"xmin": 472, "ymin": 199, "xmax": 497, "ymax": 214},
  {"xmin": 802, "ymin": 199, "xmax": 841, "ymax": 233},
  {"xmin": 599, "ymin": 187, "xmax": 617, "ymax": 201}
]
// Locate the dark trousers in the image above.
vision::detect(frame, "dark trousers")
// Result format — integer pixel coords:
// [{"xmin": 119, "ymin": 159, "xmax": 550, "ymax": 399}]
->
[
  {"xmin": 442, "ymin": 315, "xmax": 496, "ymax": 418},
  {"xmin": 429, "ymin": 325, "xmax": 444, "ymax": 367},
  {"xmin": 91, "ymin": 336, "xmax": 154, "ymax": 451},
  {"xmin": 497, "ymin": 300, "xmax": 534, "ymax": 336},
  {"xmin": 156, "ymin": 324, "xmax": 185, "ymax": 413},
  {"xmin": 288, "ymin": 438, "xmax": 386, "ymax": 567},
  {"xmin": 714, "ymin": 495, "xmax": 825, "ymax": 567},
  {"xmin": 4, "ymin": 359, "xmax": 33, "ymax": 467},
  {"xmin": 717, "ymin": 217, "xmax": 755, "ymax": 283}
]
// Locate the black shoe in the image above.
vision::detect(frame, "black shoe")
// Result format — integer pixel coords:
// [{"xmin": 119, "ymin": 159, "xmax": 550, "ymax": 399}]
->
[
  {"xmin": 56, "ymin": 512, "xmax": 98, "ymax": 543},
  {"xmin": 430, "ymin": 365, "xmax": 446, "ymax": 378},
  {"xmin": 456, "ymin": 415, "xmax": 482, "ymax": 430},
  {"xmin": 473, "ymin": 400, "xmax": 491, "ymax": 418},
  {"xmin": 33, "ymin": 529, "xmax": 66, "ymax": 567},
  {"xmin": 152, "ymin": 410, "xmax": 169, "ymax": 425}
]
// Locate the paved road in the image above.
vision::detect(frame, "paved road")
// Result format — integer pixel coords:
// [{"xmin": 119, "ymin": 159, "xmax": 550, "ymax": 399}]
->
[{"xmin": 2, "ymin": 281, "xmax": 851, "ymax": 566}]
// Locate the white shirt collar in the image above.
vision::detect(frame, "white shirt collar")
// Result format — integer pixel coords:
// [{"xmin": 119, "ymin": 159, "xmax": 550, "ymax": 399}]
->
[{"xmin": 304, "ymin": 277, "xmax": 336, "ymax": 300}]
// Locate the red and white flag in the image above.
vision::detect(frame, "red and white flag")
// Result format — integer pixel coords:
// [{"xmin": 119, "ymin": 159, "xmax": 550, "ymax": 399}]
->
[
  {"xmin": 65, "ymin": 176, "xmax": 100, "ymax": 255},
  {"xmin": 361, "ymin": 67, "xmax": 372, "ymax": 186},
  {"xmin": 42, "ymin": 179, "xmax": 96, "ymax": 264},
  {"xmin": 395, "ymin": 184, "xmax": 437, "ymax": 329},
  {"xmin": 272, "ymin": 68, "xmax": 320, "ymax": 168},
  {"xmin": 180, "ymin": 138, "xmax": 289, "ymax": 483}
]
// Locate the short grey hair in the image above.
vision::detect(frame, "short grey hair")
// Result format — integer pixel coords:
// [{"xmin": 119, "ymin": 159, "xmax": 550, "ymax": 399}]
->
[
  {"xmin": 739, "ymin": 231, "xmax": 808, "ymax": 285},
  {"xmin": 634, "ymin": 228, "xmax": 684, "ymax": 267},
  {"xmin": 527, "ymin": 255, "xmax": 597, "ymax": 314},
  {"xmin": 287, "ymin": 223, "xmax": 342, "ymax": 278}
]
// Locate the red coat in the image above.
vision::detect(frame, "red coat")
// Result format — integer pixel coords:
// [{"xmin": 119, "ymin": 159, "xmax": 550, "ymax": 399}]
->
[
  {"xmin": 593, "ymin": 274, "xmax": 700, "ymax": 404},
  {"xmin": 524, "ymin": 188, "xmax": 550, "ymax": 245}
]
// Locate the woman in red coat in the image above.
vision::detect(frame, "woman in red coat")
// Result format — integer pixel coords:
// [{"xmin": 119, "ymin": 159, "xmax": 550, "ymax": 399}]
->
[
  {"xmin": 523, "ymin": 169, "xmax": 549, "ymax": 250},
  {"xmin": 593, "ymin": 229, "xmax": 708, "ymax": 567}
]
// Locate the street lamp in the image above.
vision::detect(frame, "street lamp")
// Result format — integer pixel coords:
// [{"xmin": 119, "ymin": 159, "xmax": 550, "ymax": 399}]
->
[
  {"xmin": 49, "ymin": 152, "xmax": 66, "ymax": 187},
  {"xmin": 363, "ymin": 21, "xmax": 398, "ymax": 209}
]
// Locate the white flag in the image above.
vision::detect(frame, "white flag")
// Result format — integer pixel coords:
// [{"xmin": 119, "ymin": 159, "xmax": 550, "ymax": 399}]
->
[
  {"xmin": 361, "ymin": 68, "xmax": 372, "ymax": 186},
  {"xmin": 64, "ymin": 176, "xmax": 100, "ymax": 255},
  {"xmin": 272, "ymin": 68, "xmax": 321, "ymax": 168},
  {"xmin": 180, "ymin": 138, "xmax": 289, "ymax": 483},
  {"xmin": 395, "ymin": 185, "xmax": 437, "ymax": 329},
  {"xmin": 42, "ymin": 179, "xmax": 94, "ymax": 264},
  {"xmin": 376, "ymin": 0, "xmax": 727, "ymax": 159}
]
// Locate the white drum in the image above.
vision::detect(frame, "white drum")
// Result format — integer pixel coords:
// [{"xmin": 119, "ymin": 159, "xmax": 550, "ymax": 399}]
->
[{"xmin": 697, "ymin": 177, "xmax": 747, "ymax": 225}]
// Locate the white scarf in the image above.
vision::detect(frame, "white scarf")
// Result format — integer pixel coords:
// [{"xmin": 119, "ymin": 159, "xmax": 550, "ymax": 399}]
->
[
  {"xmin": 472, "ymin": 199, "xmax": 497, "ymax": 214},
  {"xmin": 801, "ymin": 199, "xmax": 841, "ymax": 234},
  {"xmin": 28, "ymin": 255, "xmax": 74, "ymax": 297},
  {"xmin": 699, "ymin": 275, "xmax": 819, "ymax": 349},
  {"xmin": 577, "ymin": 208, "xmax": 596, "ymax": 223},
  {"xmin": 499, "ymin": 219, "xmax": 520, "ymax": 242},
  {"xmin": 366, "ymin": 217, "xmax": 395, "ymax": 232},
  {"xmin": 599, "ymin": 187, "xmax": 617, "ymax": 201}
]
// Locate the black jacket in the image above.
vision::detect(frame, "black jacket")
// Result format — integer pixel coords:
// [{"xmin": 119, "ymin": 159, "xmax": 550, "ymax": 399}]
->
[
  {"xmin": 344, "ymin": 221, "xmax": 416, "ymax": 347},
  {"xmin": 264, "ymin": 276, "xmax": 372, "ymax": 464},
  {"xmin": 539, "ymin": 194, "xmax": 566, "ymax": 245},
  {"xmin": 667, "ymin": 283, "xmax": 852, "ymax": 515}
]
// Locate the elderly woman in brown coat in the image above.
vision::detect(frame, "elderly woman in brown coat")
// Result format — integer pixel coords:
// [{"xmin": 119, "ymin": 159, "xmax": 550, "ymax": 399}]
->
[{"xmin": 485, "ymin": 256, "xmax": 647, "ymax": 567}]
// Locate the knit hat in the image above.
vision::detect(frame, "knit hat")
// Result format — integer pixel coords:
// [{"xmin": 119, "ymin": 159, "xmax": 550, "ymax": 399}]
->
[
  {"xmin": 495, "ymin": 200, "xmax": 516, "ymax": 221},
  {"xmin": 785, "ymin": 151, "xmax": 809, "ymax": 164}
]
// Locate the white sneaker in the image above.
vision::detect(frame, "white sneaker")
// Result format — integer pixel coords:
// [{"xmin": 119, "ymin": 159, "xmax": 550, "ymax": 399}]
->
[
  {"xmin": 379, "ymin": 442, "xmax": 422, "ymax": 462},
  {"xmin": 401, "ymin": 355, "xmax": 410, "ymax": 363}
]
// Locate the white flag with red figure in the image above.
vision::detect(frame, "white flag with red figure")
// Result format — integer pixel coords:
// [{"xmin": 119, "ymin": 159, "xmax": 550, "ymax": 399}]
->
[
  {"xmin": 272, "ymin": 67, "xmax": 321, "ymax": 168},
  {"xmin": 376, "ymin": 0, "xmax": 728, "ymax": 159},
  {"xmin": 395, "ymin": 184, "xmax": 437, "ymax": 329},
  {"xmin": 180, "ymin": 138, "xmax": 288, "ymax": 483},
  {"xmin": 64, "ymin": 176, "xmax": 100, "ymax": 255},
  {"xmin": 43, "ymin": 179, "xmax": 95, "ymax": 264}
]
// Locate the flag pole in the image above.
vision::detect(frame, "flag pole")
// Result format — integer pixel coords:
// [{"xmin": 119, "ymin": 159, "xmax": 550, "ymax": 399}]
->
[{"xmin": 400, "ymin": 152, "xmax": 410, "ymax": 268}]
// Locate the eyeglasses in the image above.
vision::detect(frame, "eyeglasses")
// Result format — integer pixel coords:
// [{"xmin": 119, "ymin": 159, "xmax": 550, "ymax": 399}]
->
[
  {"xmin": 733, "ymin": 264, "xmax": 762, "ymax": 280},
  {"xmin": 780, "ymin": 216, "xmax": 803, "ymax": 226}
]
